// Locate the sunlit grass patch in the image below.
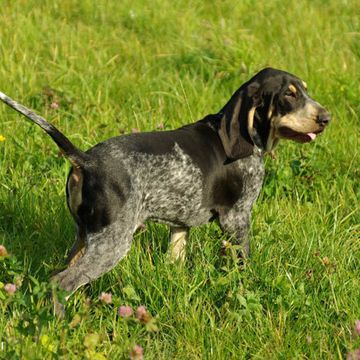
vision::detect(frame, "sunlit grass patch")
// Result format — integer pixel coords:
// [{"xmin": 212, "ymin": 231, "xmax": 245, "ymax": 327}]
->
[{"xmin": 0, "ymin": 0, "xmax": 359, "ymax": 359}]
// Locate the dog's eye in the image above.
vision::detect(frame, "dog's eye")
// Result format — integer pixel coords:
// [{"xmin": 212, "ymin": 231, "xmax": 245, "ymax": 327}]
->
[{"xmin": 284, "ymin": 90, "xmax": 297, "ymax": 99}]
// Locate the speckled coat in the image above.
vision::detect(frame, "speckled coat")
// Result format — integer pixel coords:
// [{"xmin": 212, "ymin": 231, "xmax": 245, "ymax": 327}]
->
[
  {"xmin": 0, "ymin": 68, "xmax": 330, "ymax": 299},
  {"xmin": 57, "ymin": 109, "xmax": 265, "ymax": 292}
]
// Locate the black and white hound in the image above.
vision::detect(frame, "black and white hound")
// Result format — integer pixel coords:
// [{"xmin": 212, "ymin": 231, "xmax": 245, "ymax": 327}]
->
[{"xmin": 0, "ymin": 67, "xmax": 330, "ymax": 312}]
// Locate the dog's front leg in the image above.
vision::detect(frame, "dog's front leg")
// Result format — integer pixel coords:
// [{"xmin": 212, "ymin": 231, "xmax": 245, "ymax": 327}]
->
[
  {"xmin": 168, "ymin": 227, "xmax": 189, "ymax": 262},
  {"xmin": 219, "ymin": 210, "xmax": 252, "ymax": 258},
  {"xmin": 219, "ymin": 165, "xmax": 264, "ymax": 258}
]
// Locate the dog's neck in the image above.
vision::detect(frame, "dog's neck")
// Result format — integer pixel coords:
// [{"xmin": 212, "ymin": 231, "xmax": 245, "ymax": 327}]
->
[{"xmin": 200, "ymin": 112, "xmax": 264, "ymax": 162}]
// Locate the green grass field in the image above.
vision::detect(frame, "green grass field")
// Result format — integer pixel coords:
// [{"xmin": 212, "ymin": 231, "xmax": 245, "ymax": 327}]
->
[{"xmin": 0, "ymin": 0, "xmax": 359, "ymax": 359}]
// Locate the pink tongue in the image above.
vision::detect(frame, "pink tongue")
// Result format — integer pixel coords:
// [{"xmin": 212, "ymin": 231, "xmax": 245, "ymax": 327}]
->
[{"xmin": 307, "ymin": 133, "xmax": 317, "ymax": 140}]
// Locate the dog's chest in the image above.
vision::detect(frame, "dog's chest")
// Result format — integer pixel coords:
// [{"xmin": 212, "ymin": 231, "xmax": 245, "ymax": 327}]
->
[{"xmin": 208, "ymin": 151, "xmax": 265, "ymax": 211}]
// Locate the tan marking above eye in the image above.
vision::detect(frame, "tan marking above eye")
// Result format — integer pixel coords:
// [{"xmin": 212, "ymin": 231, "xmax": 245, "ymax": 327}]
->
[
  {"xmin": 288, "ymin": 84, "xmax": 297, "ymax": 94},
  {"xmin": 302, "ymin": 81, "xmax": 308, "ymax": 90}
]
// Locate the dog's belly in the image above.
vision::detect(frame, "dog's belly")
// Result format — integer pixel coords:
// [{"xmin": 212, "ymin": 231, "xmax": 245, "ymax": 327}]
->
[
  {"xmin": 145, "ymin": 193, "xmax": 212, "ymax": 227},
  {"xmin": 140, "ymin": 162, "xmax": 211, "ymax": 227}
]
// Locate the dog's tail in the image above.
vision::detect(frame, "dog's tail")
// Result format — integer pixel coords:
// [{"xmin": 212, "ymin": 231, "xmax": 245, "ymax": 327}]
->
[{"xmin": 0, "ymin": 91, "xmax": 90, "ymax": 167}]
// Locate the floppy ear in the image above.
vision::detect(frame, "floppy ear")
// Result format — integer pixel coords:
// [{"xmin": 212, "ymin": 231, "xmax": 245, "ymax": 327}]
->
[
  {"xmin": 218, "ymin": 82, "xmax": 262, "ymax": 161},
  {"xmin": 249, "ymin": 86, "xmax": 279, "ymax": 152},
  {"xmin": 262, "ymin": 92, "xmax": 279, "ymax": 152},
  {"xmin": 246, "ymin": 82, "xmax": 266, "ymax": 150}
]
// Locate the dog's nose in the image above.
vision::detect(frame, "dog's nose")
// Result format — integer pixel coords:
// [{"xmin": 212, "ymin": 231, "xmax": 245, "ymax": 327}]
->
[{"xmin": 316, "ymin": 111, "xmax": 331, "ymax": 126}]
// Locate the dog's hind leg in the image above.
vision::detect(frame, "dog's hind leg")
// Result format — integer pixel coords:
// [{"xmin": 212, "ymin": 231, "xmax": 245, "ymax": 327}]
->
[
  {"xmin": 51, "ymin": 220, "xmax": 135, "ymax": 295},
  {"xmin": 66, "ymin": 226, "xmax": 87, "ymax": 267}
]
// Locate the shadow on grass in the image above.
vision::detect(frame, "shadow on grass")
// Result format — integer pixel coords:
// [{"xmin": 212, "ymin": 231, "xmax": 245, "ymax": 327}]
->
[{"xmin": 0, "ymin": 191, "xmax": 74, "ymax": 278}]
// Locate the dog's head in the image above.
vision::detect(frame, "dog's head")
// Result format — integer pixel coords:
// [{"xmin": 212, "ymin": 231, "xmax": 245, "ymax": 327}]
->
[{"xmin": 218, "ymin": 67, "xmax": 330, "ymax": 161}]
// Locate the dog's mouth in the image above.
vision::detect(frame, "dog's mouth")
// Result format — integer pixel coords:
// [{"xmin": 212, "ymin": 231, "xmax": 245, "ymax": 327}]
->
[{"xmin": 278, "ymin": 127, "xmax": 323, "ymax": 143}]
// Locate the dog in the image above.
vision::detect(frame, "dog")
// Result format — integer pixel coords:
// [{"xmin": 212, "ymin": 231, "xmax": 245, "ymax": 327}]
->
[{"xmin": 0, "ymin": 67, "xmax": 330, "ymax": 302}]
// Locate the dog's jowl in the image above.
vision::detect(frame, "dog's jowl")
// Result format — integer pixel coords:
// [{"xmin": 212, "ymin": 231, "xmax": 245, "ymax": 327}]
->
[{"xmin": 0, "ymin": 68, "xmax": 330, "ymax": 307}]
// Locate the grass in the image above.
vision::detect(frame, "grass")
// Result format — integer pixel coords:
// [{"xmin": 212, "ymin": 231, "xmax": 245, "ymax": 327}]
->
[{"xmin": 0, "ymin": 0, "xmax": 359, "ymax": 358}]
